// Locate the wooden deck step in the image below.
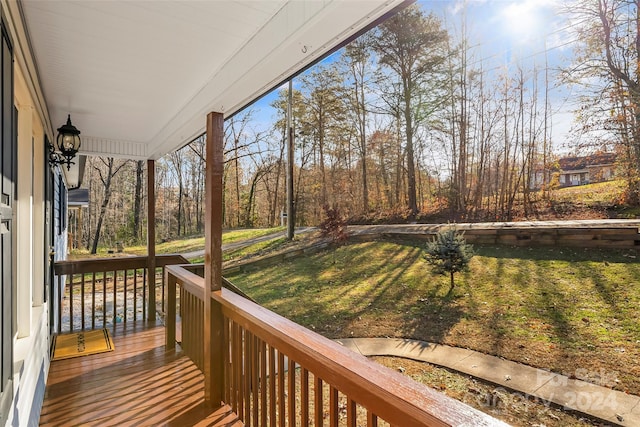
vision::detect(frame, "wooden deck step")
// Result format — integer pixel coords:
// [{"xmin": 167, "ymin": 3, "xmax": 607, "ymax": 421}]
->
[{"xmin": 40, "ymin": 321, "xmax": 242, "ymax": 427}]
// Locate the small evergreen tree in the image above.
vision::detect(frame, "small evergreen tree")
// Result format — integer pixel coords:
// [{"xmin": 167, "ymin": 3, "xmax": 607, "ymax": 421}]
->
[{"xmin": 424, "ymin": 227, "xmax": 474, "ymax": 294}]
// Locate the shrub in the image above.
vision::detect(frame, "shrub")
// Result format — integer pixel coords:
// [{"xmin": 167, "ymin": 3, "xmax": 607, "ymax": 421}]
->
[
  {"xmin": 319, "ymin": 205, "xmax": 349, "ymax": 264},
  {"xmin": 319, "ymin": 205, "xmax": 349, "ymax": 244}
]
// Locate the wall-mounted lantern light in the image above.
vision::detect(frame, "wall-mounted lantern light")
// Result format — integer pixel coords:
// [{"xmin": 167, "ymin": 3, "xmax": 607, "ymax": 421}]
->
[{"xmin": 49, "ymin": 114, "xmax": 81, "ymax": 170}]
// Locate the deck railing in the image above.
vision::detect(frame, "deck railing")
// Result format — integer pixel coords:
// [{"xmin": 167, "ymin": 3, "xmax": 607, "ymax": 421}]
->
[
  {"xmin": 165, "ymin": 264, "xmax": 507, "ymax": 427},
  {"xmin": 53, "ymin": 254, "xmax": 188, "ymax": 333}
]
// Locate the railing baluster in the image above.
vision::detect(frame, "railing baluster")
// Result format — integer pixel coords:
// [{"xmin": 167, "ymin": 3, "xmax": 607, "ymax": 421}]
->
[
  {"xmin": 161, "ymin": 266, "xmax": 165, "ymax": 314},
  {"xmin": 330, "ymin": 386, "xmax": 338, "ymax": 427},
  {"xmin": 166, "ymin": 271, "xmax": 177, "ymax": 351},
  {"xmin": 269, "ymin": 345, "xmax": 276, "ymax": 427},
  {"xmin": 224, "ymin": 316, "xmax": 231, "ymax": 406},
  {"xmin": 102, "ymin": 271, "xmax": 106, "ymax": 327},
  {"xmin": 252, "ymin": 334, "xmax": 259, "ymax": 427},
  {"xmin": 133, "ymin": 269, "xmax": 138, "ymax": 321},
  {"xmin": 288, "ymin": 357, "xmax": 296, "ymax": 427},
  {"xmin": 181, "ymin": 288, "xmax": 187, "ymax": 351},
  {"xmin": 142, "ymin": 268, "xmax": 147, "ymax": 321},
  {"xmin": 314, "ymin": 376, "xmax": 323, "ymax": 427},
  {"xmin": 278, "ymin": 351, "xmax": 285, "ymax": 427},
  {"xmin": 182, "ymin": 288, "xmax": 188, "ymax": 349},
  {"xmin": 199, "ymin": 293, "xmax": 204, "ymax": 368},
  {"xmin": 198, "ymin": 294, "xmax": 201, "ymax": 366},
  {"xmin": 112, "ymin": 270, "xmax": 118, "ymax": 325},
  {"xmin": 57, "ymin": 274, "xmax": 62, "ymax": 333},
  {"xmin": 367, "ymin": 412, "xmax": 378, "ymax": 427},
  {"xmin": 229, "ymin": 319, "xmax": 237, "ymax": 412},
  {"xmin": 68, "ymin": 273, "xmax": 74, "ymax": 332},
  {"xmin": 80, "ymin": 272, "xmax": 85, "ymax": 329},
  {"xmin": 347, "ymin": 398, "xmax": 356, "ymax": 427},
  {"xmin": 236, "ymin": 323, "xmax": 244, "ymax": 420},
  {"xmin": 190, "ymin": 289, "xmax": 194, "ymax": 354},
  {"xmin": 91, "ymin": 271, "xmax": 96, "ymax": 329},
  {"xmin": 186, "ymin": 290, "xmax": 191, "ymax": 361},
  {"xmin": 191, "ymin": 292, "xmax": 196, "ymax": 362},
  {"xmin": 123, "ymin": 269, "xmax": 128, "ymax": 323},
  {"xmin": 301, "ymin": 367, "xmax": 309, "ymax": 426},
  {"xmin": 260, "ymin": 337, "xmax": 267, "ymax": 427},
  {"xmin": 192, "ymin": 291, "xmax": 197, "ymax": 366},
  {"xmin": 245, "ymin": 330, "xmax": 252, "ymax": 425}
]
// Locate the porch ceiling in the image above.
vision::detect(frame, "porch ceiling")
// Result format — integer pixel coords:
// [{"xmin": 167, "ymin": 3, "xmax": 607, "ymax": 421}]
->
[{"xmin": 18, "ymin": 0, "xmax": 408, "ymax": 160}]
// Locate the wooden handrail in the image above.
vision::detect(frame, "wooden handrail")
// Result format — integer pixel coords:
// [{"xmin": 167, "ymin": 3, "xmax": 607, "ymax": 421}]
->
[
  {"xmin": 165, "ymin": 263, "xmax": 204, "ymax": 300},
  {"xmin": 54, "ymin": 254, "xmax": 189, "ymax": 275},
  {"xmin": 165, "ymin": 264, "xmax": 507, "ymax": 427},
  {"xmin": 174, "ymin": 263, "xmax": 255, "ymax": 302}
]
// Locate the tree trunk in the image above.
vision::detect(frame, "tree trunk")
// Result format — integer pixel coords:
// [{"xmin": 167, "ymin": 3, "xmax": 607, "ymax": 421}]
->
[
  {"xmin": 404, "ymin": 82, "xmax": 418, "ymax": 217},
  {"xmin": 90, "ymin": 157, "xmax": 130, "ymax": 254},
  {"xmin": 270, "ymin": 132, "xmax": 285, "ymax": 226},
  {"xmin": 133, "ymin": 160, "xmax": 144, "ymax": 240},
  {"xmin": 449, "ymin": 271, "xmax": 455, "ymax": 294},
  {"xmin": 91, "ymin": 160, "xmax": 114, "ymax": 254},
  {"xmin": 244, "ymin": 171, "xmax": 262, "ymax": 227},
  {"xmin": 234, "ymin": 138, "xmax": 241, "ymax": 227}
]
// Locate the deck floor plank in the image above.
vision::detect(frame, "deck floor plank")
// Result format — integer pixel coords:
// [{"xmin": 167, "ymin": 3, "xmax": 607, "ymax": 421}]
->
[{"xmin": 40, "ymin": 321, "xmax": 242, "ymax": 427}]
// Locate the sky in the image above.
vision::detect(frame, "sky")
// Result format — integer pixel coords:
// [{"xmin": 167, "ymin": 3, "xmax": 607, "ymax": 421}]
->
[
  {"xmin": 424, "ymin": 0, "xmax": 578, "ymax": 151},
  {"xmin": 244, "ymin": 0, "xmax": 581, "ymax": 156}
]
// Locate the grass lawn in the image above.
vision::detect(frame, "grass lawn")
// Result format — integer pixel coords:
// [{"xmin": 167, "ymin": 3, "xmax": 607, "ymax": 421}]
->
[
  {"xmin": 552, "ymin": 179, "xmax": 625, "ymax": 206},
  {"xmin": 226, "ymin": 239, "xmax": 640, "ymax": 396}
]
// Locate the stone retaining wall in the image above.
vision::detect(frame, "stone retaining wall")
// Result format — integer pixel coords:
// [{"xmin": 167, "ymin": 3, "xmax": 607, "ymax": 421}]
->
[
  {"xmin": 349, "ymin": 221, "xmax": 640, "ymax": 249},
  {"xmin": 223, "ymin": 221, "xmax": 640, "ymax": 275}
]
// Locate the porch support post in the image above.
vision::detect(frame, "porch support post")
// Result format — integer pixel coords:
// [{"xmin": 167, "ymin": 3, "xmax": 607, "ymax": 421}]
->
[
  {"xmin": 204, "ymin": 111, "xmax": 224, "ymax": 407},
  {"xmin": 147, "ymin": 159, "xmax": 156, "ymax": 321}
]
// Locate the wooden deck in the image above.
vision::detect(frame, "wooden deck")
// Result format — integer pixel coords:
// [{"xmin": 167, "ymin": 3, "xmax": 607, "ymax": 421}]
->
[{"xmin": 40, "ymin": 321, "xmax": 242, "ymax": 427}]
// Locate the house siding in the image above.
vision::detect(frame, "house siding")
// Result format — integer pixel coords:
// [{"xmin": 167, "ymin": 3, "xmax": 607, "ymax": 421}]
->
[{"xmin": 1, "ymin": 2, "xmax": 69, "ymax": 424}]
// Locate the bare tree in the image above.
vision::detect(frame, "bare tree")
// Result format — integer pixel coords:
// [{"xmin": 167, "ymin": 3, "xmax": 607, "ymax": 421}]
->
[
  {"xmin": 565, "ymin": 0, "xmax": 640, "ymax": 203},
  {"xmin": 90, "ymin": 157, "xmax": 131, "ymax": 254},
  {"xmin": 343, "ymin": 36, "xmax": 373, "ymax": 213},
  {"xmin": 301, "ymin": 65, "xmax": 346, "ymax": 208},
  {"xmin": 372, "ymin": 5, "xmax": 448, "ymax": 217}
]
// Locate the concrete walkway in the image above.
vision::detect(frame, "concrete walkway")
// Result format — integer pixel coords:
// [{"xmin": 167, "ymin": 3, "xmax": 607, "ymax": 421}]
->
[
  {"xmin": 336, "ymin": 338, "xmax": 639, "ymax": 427},
  {"xmin": 181, "ymin": 226, "xmax": 316, "ymax": 260}
]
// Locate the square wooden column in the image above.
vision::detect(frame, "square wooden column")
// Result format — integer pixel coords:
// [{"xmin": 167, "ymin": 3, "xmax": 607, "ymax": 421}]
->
[
  {"xmin": 147, "ymin": 159, "xmax": 156, "ymax": 321},
  {"xmin": 204, "ymin": 111, "xmax": 224, "ymax": 406}
]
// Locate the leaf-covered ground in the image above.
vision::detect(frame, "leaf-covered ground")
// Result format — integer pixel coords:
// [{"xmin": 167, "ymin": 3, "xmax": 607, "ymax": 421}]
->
[{"xmin": 373, "ymin": 356, "xmax": 604, "ymax": 427}]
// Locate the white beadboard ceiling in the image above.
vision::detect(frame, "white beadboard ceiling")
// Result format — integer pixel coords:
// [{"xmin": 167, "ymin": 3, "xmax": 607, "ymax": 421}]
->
[{"xmin": 19, "ymin": 0, "xmax": 409, "ymax": 160}]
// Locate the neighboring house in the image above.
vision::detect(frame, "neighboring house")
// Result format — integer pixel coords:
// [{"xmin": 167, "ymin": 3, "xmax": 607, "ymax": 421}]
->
[
  {"xmin": 558, "ymin": 153, "xmax": 617, "ymax": 187},
  {"xmin": 529, "ymin": 169, "xmax": 548, "ymax": 190}
]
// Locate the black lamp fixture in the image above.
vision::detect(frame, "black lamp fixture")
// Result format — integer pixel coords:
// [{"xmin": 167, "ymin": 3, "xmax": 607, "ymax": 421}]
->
[{"xmin": 49, "ymin": 114, "xmax": 81, "ymax": 170}]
